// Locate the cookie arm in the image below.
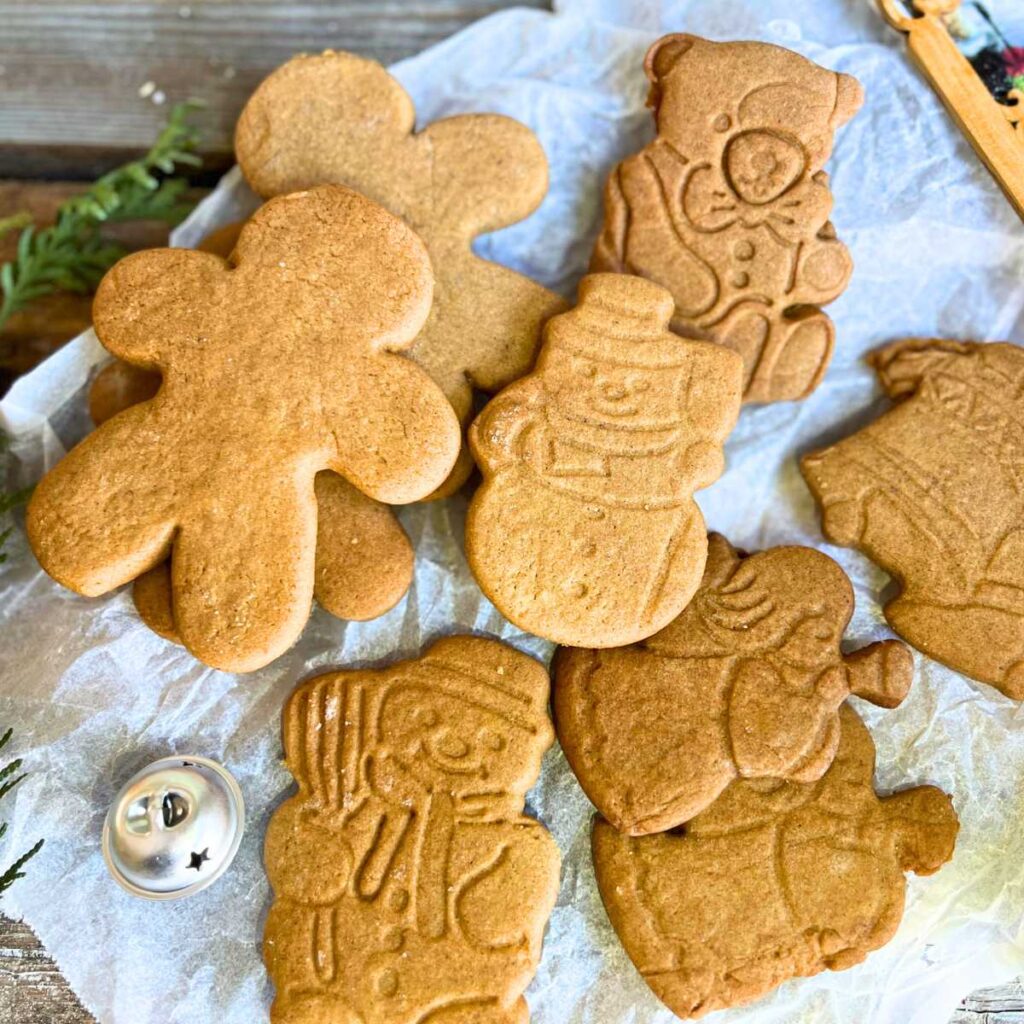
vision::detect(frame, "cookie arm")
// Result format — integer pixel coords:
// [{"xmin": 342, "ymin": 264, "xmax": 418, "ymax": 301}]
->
[
  {"xmin": 328, "ymin": 355, "xmax": 461, "ymax": 504},
  {"xmin": 469, "ymin": 378, "xmax": 546, "ymax": 472}
]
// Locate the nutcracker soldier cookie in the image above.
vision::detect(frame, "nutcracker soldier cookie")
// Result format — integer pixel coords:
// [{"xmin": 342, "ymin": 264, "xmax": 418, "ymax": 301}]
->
[
  {"xmin": 802, "ymin": 337, "xmax": 1024, "ymax": 698},
  {"xmin": 554, "ymin": 534, "xmax": 913, "ymax": 834},
  {"xmin": 593, "ymin": 706, "xmax": 959, "ymax": 1019},
  {"xmin": 592, "ymin": 33, "xmax": 863, "ymax": 403},
  {"xmin": 263, "ymin": 636, "xmax": 560, "ymax": 1024},
  {"xmin": 467, "ymin": 273, "xmax": 743, "ymax": 648}
]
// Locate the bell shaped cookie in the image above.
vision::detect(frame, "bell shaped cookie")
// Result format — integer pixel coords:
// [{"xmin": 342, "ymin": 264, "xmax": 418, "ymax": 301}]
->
[
  {"xmin": 28, "ymin": 185, "xmax": 460, "ymax": 672},
  {"xmin": 264, "ymin": 636, "xmax": 560, "ymax": 1024},
  {"xmin": 554, "ymin": 533, "xmax": 913, "ymax": 833},
  {"xmin": 467, "ymin": 273, "xmax": 743, "ymax": 648},
  {"xmin": 87, "ymin": 219, "xmax": 414, "ymax": 639},
  {"xmin": 593, "ymin": 705, "xmax": 958, "ymax": 1019},
  {"xmin": 592, "ymin": 33, "xmax": 863, "ymax": 403},
  {"xmin": 803, "ymin": 337, "xmax": 1024, "ymax": 698},
  {"xmin": 236, "ymin": 50, "xmax": 566, "ymax": 494}
]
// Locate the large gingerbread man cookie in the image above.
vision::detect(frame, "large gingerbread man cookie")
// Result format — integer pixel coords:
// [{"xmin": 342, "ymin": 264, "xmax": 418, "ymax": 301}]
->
[
  {"xmin": 554, "ymin": 534, "xmax": 913, "ymax": 834},
  {"xmin": 467, "ymin": 273, "xmax": 743, "ymax": 648},
  {"xmin": 264, "ymin": 636, "xmax": 561, "ymax": 1024},
  {"xmin": 593, "ymin": 706, "xmax": 958, "ymax": 1019},
  {"xmin": 802, "ymin": 337, "xmax": 1024, "ymax": 698},
  {"xmin": 236, "ymin": 50, "xmax": 567, "ymax": 494},
  {"xmin": 87, "ymin": 223, "xmax": 414, "ymax": 641},
  {"xmin": 591, "ymin": 34, "xmax": 863, "ymax": 403},
  {"xmin": 28, "ymin": 186, "xmax": 461, "ymax": 672}
]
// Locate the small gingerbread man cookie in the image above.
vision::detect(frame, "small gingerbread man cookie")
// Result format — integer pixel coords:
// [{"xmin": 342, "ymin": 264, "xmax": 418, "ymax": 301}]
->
[
  {"xmin": 236, "ymin": 50, "xmax": 567, "ymax": 494},
  {"xmin": 28, "ymin": 185, "xmax": 460, "ymax": 672}
]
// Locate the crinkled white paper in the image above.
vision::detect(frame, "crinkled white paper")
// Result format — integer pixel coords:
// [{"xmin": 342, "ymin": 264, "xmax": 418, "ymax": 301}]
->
[{"xmin": 3, "ymin": 2, "xmax": 1024, "ymax": 1022}]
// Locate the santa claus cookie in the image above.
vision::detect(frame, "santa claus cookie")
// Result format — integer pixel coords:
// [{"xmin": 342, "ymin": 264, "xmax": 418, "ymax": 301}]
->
[
  {"xmin": 554, "ymin": 534, "xmax": 913, "ymax": 834},
  {"xmin": 264, "ymin": 636, "xmax": 560, "ymax": 1024},
  {"xmin": 28, "ymin": 185, "xmax": 460, "ymax": 672},
  {"xmin": 803, "ymin": 337, "xmax": 1024, "ymax": 698},
  {"xmin": 467, "ymin": 273, "xmax": 743, "ymax": 648},
  {"xmin": 591, "ymin": 34, "xmax": 863, "ymax": 403},
  {"xmin": 87, "ymin": 222, "xmax": 414, "ymax": 640},
  {"xmin": 593, "ymin": 705, "xmax": 958, "ymax": 1019},
  {"xmin": 236, "ymin": 50, "xmax": 567, "ymax": 495}
]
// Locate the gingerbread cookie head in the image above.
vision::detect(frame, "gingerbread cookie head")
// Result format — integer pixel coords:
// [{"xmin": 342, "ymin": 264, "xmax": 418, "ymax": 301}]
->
[
  {"xmin": 236, "ymin": 51, "xmax": 566, "ymax": 496},
  {"xmin": 592, "ymin": 706, "xmax": 958, "ymax": 1019},
  {"xmin": 591, "ymin": 35, "xmax": 863, "ymax": 404},
  {"xmin": 264, "ymin": 637, "xmax": 560, "ymax": 1024},
  {"xmin": 28, "ymin": 185, "xmax": 460, "ymax": 672},
  {"xmin": 467, "ymin": 273, "xmax": 743, "ymax": 648},
  {"xmin": 802, "ymin": 337, "xmax": 1024, "ymax": 699},
  {"xmin": 554, "ymin": 534, "xmax": 913, "ymax": 834}
]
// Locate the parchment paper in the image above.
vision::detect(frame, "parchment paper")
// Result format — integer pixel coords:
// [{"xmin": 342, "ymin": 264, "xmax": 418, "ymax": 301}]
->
[{"xmin": 3, "ymin": 1, "xmax": 1024, "ymax": 1021}]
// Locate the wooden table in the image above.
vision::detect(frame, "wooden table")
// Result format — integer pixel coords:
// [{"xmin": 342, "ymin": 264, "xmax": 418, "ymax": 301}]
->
[{"xmin": 0, "ymin": 2, "xmax": 1022, "ymax": 1021}]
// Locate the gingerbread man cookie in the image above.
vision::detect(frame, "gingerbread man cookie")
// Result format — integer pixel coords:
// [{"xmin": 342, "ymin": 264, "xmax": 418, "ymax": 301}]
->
[
  {"xmin": 28, "ymin": 185, "xmax": 460, "ymax": 672},
  {"xmin": 467, "ymin": 273, "xmax": 743, "ymax": 648},
  {"xmin": 593, "ymin": 705, "xmax": 958, "ymax": 1019},
  {"xmin": 802, "ymin": 337, "xmax": 1024, "ymax": 698},
  {"xmin": 236, "ymin": 50, "xmax": 567, "ymax": 494},
  {"xmin": 87, "ymin": 222, "xmax": 414, "ymax": 640},
  {"xmin": 592, "ymin": 34, "xmax": 863, "ymax": 403},
  {"xmin": 264, "ymin": 636, "xmax": 560, "ymax": 1024},
  {"xmin": 554, "ymin": 534, "xmax": 913, "ymax": 834}
]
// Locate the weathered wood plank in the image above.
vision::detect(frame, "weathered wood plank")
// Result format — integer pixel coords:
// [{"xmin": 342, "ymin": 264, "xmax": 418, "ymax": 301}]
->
[{"xmin": 0, "ymin": 0, "xmax": 549, "ymax": 179}]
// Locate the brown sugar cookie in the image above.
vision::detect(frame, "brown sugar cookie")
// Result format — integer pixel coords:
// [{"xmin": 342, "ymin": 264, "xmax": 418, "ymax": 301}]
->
[
  {"xmin": 235, "ymin": 50, "xmax": 567, "ymax": 495},
  {"xmin": 466, "ymin": 273, "xmax": 743, "ymax": 648},
  {"xmin": 802, "ymin": 337, "xmax": 1024, "ymax": 698},
  {"xmin": 593, "ymin": 705, "xmax": 958, "ymax": 1019},
  {"xmin": 554, "ymin": 533, "xmax": 913, "ymax": 834},
  {"xmin": 591, "ymin": 34, "xmax": 863, "ymax": 403},
  {"xmin": 263, "ymin": 635, "xmax": 560, "ymax": 1024},
  {"xmin": 28, "ymin": 185, "xmax": 461, "ymax": 673},
  {"xmin": 88, "ymin": 222, "xmax": 416, "ymax": 637}
]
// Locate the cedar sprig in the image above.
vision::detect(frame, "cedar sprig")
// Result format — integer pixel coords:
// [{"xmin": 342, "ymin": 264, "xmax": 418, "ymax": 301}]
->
[
  {"xmin": 0, "ymin": 432, "xmax": 29, "ymax": 566},
  {"xmin": 0, "ymin": 100, "xmax": 203, "ymax": 332},
  {"xmin": 0, "ymin": 729, "xmax": 42, "ymax": 896}
]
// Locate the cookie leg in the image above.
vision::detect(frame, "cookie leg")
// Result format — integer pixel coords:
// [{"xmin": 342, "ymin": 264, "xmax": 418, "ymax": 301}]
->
[
  {"xmin": 746, "ymin": 309, "xmax": 834, "ymax": 404},
  {"xmin": 170, "ymin": 480, "xmax": 317, "ymax": 672}
]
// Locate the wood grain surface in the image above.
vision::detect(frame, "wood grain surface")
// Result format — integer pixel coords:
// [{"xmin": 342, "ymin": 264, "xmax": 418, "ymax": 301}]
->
[{"xmin": 1, "ymin": 1, "xmax": 1023, "ymax": 1021}]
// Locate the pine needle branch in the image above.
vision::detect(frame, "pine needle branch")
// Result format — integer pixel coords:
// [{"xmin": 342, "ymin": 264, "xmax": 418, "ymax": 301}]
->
[
  {"xmin": 0, "ymin": 100, "xmax": 204, "ymax": 332},
  {"xmin": 0, "ymin": 728, "xmax": 42, "ymax": 897}
]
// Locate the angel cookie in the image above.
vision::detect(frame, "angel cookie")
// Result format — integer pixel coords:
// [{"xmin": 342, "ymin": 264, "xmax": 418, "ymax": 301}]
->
[
  {"xmin": 236, "ymin": 50, "xmax": 567, "ymax": 494},
  {"xmin": 593, "ymin": 706, "xmax": 958, "ymax": 1019},
  {"xmin": 554, "ymin": 534, "xmax": 912, "ymax": 834},
  {"xmin": 803, "ymin": 338, "xmax": 1024, "ymax": 698},
  {"xmin": 264, "ymin": 636, "xmax": 560, "ymax": 1024},
  {"xmin": 592, "ymin": 34, "xmax": 863, "ymax": 403},
  {"xmin": 87, "ymin": 224, "xmax": 414, "ymax": 640},
  {"xmin": 28, "ymin": 186, "xmax": 460, "ymax": 672},
  {"xmin": 467, "ymin": 273, "xmax": 742, "ymax": 648}
]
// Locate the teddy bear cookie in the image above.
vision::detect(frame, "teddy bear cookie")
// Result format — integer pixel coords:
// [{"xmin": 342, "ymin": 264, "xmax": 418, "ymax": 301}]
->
[
  {"xmin": 554, "ymin": 533, "xmax": 913, "ymax": 834},
  {"xmin": 235, "ymin": 50, "xmax": 567, "ymax": 495},
  {"xmin": 87, "ymin": 223, "xmax": 414, "ymax": 640},
  {"xmin": 28, "ymin": 185, "xmax": 461, "ymax": 673},
  {"xmin": 593, "ymin": 705, "xmax": 958, "ymax": 1019},
  {"xmin": 802, "ymin": 337, "xmax": 1024, "ymax": 698},
  {"xmin": 466, "ymin": 273, "xmax": 743, "ymax": 648},
  {"xmin": 263, "ymin": 635, "xmax": 561, "ymax": 1024},
  {"xmin": 591, "ymin": 34, "xmax": 863, "ymax": 403}
]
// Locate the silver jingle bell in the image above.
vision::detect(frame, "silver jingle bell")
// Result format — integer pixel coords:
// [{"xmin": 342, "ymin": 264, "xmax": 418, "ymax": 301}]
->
[{"xmin": 102, "ymin": 755, "xmax": 245, "ymax": 901}]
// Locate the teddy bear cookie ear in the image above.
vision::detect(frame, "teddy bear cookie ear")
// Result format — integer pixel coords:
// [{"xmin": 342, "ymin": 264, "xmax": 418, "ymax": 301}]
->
[
  {"xmin": 834, "ymin": 70, "xmax": 866, "ymax": 128},
  {"xmin": 643, "ymin": 33, "xmax": 697, "ymax": 111}
]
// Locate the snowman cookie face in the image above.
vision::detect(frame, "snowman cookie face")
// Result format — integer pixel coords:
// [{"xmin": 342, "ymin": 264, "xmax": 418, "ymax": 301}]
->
[{"xmin": 467, "ymin": 273, "xmax": 743, "ymax": 648}]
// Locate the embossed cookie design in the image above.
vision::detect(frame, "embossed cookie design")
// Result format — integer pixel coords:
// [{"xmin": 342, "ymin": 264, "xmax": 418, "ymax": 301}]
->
[
  {"xmin": 592, "ymin": 33, "xmax": 863, "ymax": 403},
  {"xmin": 264, "ymin": 636, "xmax": 561, "ymax": 1024},
  {"xmin": 28, "ymin": 185, "xmax": 461, "ymax": 672},
  {"xmin": 593, "ymin": 705, "xmax": 958, "ymax": 1019},
  {"xmin": 554, "ymin": 533, "xmax": 913, "ymax": 834},
  {"xmin": 467, "ymin": 273, "xmax": 743, "ymax": 648},
  {"xmin": 803, "ymin": 337, "xmax": 1024, "ymax": 698},
  {"xmin": 236, "ymin": 50, "xmax": 567, "ymax": 494}
]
